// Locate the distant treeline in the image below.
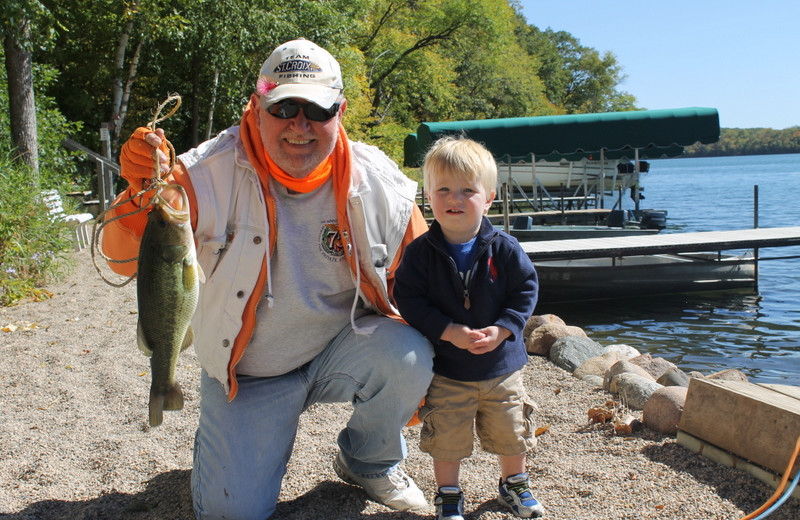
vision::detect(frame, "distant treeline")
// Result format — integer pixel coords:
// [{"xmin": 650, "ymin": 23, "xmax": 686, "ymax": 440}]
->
[{"xmin": 685, "ymin": 127, "xmax": 800, "ymax": 157}]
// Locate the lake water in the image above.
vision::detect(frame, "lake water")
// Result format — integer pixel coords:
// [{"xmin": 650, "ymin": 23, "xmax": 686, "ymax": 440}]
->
[{"xmin": 535, "ymin": 153, "xmax": 800, "ymax": 385}]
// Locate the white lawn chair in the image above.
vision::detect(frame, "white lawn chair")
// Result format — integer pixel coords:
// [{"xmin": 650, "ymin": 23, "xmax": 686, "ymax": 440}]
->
[{"xmin": 41, "ymin": 189, "xmax": 95, "ymax": 251}]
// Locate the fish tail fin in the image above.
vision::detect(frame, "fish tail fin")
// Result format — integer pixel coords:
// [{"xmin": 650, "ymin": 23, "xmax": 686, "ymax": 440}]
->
[
  {"xmin": 164, "ymin": 382, "xmax": 184, "ymax": 411},
  {"xmin": 148, "ymin": 383, "xmax": 184, "ymax": 427},
  {"xmin": 149, "ymin": 392, "xmax": 164, "ymax": 427}
]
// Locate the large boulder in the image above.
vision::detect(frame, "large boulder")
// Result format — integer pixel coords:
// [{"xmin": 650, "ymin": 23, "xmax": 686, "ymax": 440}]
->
[
  {"xmin": 574, "ymin": 351, "xmax": 624, "ymax": 380},
  {"xmin": 643, "ymin": 386, "xmax": 688, "ymax": 435},
  {"xmin": 581, "ymin": 375, "xmax": 605, "ymax": 389},
  {"xmin": 549, "ymin": 336, "xmax": 604, "ymax": 373},
  {"xmin": 628, "ymin": 353, "xmax": 679, "ymax": 380},
  {"xmin": 656, "ymin": 367, "xmax": 691, "ymax": 387},
  {"xmin": 523, "ymin": 314, "xmax": 565, "ymax": 339},
  {"xmin": 603, "ymin": 344, "xmax": 641, "ymax": 359},
  {"xmin": 707, "ymin": 368, "xmax": 749, "ymax": 382},
  {"xmin": 604, "ymin": 360, "xmax": 654, "ymax": 392},
  {"xmin": 615, "ymin": 373, "xmax": 663, "ymax": 410},
  {"xmin": 527, "ymin": 323, "xmax": 587, "ymax": 357}
]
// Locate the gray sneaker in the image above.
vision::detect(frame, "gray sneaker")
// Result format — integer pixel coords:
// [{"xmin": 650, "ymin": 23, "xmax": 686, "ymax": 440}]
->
[
  {"xmin": 434, "ymin": 486, "xmax": 465, "ymax": 520},
  {"xmin": 498, "ymin": 473, "xmax": 544, "ymax": 518},
  {"xmin": 333, "ymin": 452, "xmax": 428, "ymax": 511}
]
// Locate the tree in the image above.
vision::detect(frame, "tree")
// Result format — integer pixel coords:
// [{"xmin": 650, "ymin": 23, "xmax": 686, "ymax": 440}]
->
[
  {"xmin": 29, "ymin": 0, "xmax": 643, "ymax": 174},
  {"xmin": 355, "ymin": 0, "xmax": 551, "ymax": 128},
  {"xmin": 447, "ymin": 0, "xmax": 552, "ymax": 120},
  {"xmin": 357, "ymin": 0, "xmax": 476, "ymax": 123},
  {"xmin": 2, "ymin": 3, "xmax": 40, "ymax": 180},
  {"xmin": 515, "ymin": 23, "xmax": 637, "ymax": 114}
]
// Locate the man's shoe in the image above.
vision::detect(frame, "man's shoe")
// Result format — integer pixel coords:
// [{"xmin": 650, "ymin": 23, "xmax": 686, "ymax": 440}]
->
[
  {"xmin": 498, "ymin": 473, "xmax": 544, "ymax": 518},
  {"xmin": 333, "ymin": 452, "xmax": 428, "ymax": 510},
  {"xmin": 434, "ymin": 486, "xmax": 464, "ymax": 520}
]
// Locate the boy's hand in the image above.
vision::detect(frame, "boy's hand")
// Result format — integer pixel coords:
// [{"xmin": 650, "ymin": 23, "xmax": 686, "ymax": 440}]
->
[
  {"xmin": 441, "ymin": 323, "xmax": 485, "ymax": 351},
  {"xmin": 466, "ymin": 325, "xmax": 511, "ymax": 355}
]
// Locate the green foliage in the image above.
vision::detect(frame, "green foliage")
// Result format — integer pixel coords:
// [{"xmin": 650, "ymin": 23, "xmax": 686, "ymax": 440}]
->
[
  {"xmin": 0, "ymin": 0, "xmax": 59, "ymax": 50},
  {"xmin": 29, "ymin": 64, "xmax": 85, "ymax": 189},
  {"xmin": 355, "ymin": 0, "xmax": 552, "ymax": 128},
  {"xmin": 24, "ymin": 0, "xmax": 645, "ymax": 170},
  {"xmin": 515, "ymin": 24, "xmax": 637, "ymax": 114},
  {"xmin": 0, "ymin": 152, "xmax": 73, "ymax": 306},
  {"xmin": 0, "ymin": 47, "xmax": 83, "ymax": 306},
  {"xmin": 41, "ymin": 0, "xmax": 361, "ymax": 154},
  {"xmin": 685, "ymin": 127, "xmax": 800, "ymax": 157},
  {"xmin": 0, "ymin": 47, "xmax": 84, "ymax": 191}
]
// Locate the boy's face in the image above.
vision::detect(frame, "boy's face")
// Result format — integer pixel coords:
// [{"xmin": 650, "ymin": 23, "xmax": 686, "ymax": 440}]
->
[{"xmin": 429, "ymin": 170, "xmax": 495, "ymax": 244}]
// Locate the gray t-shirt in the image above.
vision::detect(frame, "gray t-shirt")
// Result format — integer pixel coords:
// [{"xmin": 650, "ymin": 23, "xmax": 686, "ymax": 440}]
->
[{"xmin": 236, "ymin": 177, "xmax": 368, "ymax": 376}]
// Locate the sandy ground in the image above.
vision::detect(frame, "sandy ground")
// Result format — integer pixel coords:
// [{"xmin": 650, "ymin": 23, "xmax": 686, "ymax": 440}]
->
[{"xmin": 1, "ymin": 248, "xmax": 798, "ymax": 520}]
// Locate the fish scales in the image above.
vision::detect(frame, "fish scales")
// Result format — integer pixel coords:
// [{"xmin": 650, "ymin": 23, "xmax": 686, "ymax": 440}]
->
[{"xmin": 136, "ymin": 190, "xmax": 201, "ymax": 427}]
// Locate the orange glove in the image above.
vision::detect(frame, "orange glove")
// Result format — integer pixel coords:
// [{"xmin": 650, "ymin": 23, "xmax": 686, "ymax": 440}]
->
[{"xmin": 119, "ymin": 127, "xmax": 172, "ymax": 192}]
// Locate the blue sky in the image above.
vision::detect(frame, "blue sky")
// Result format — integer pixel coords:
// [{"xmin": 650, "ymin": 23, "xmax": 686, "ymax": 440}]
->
[{"xmin": 516, "ymin": 1, "xmax": 799, "ymax": 129}]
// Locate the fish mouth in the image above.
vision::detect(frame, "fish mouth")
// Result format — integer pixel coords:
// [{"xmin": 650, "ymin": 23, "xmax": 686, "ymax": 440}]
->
[{"xmin": 151, "ymin": 186, "xmax": 190, "ymax": 225}]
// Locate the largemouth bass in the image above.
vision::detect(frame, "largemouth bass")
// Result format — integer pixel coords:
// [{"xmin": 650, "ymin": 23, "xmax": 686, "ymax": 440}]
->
[{"xmin": 136, "ymin": 187, "xmax": 203, "ymax": 427}]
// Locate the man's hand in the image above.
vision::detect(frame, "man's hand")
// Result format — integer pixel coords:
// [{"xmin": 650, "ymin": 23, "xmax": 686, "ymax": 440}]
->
[{"xmin": 119, "ymin": 127, "xmax": 171, "ymax": 192}]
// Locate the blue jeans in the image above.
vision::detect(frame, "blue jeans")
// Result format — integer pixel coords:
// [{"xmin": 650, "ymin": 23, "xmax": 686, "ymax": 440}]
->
[{"xmin": 191, "ymin": 315, "xmax": 433, "ymax": 519}]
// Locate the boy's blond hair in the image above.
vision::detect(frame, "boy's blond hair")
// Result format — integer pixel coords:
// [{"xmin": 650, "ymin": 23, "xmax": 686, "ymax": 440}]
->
[{"xmin": 422, "ymin": 136, "xmax": 497, "ymax": 198}]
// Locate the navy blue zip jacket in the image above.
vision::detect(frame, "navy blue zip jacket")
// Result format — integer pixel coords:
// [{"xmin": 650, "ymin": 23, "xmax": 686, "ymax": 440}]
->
[{"xmin": 393, "ymin": 216, "xmax": 538, "ymax": 382}]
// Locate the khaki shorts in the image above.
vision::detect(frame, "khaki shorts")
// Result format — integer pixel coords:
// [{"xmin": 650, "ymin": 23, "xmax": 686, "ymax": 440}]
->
[{"xmin": 418, "ymin": 370, "xmax": 537, "ymax": 461}]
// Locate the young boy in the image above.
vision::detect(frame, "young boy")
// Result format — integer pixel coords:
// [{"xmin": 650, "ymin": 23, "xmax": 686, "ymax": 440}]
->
[{"xmin": 394, "ymin": 136, "xmax": 543, "ymax": 519}]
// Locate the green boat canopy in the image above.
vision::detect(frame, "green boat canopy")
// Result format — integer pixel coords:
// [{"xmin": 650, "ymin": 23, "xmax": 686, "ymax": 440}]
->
[{"xmin": 404, "ymin": 107, "xmax": 720, "ymax": 167}]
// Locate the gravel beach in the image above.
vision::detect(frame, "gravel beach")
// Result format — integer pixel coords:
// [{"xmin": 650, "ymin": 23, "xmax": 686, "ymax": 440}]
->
[{"xmin": 1, "ymin": 248, "xmax": 798, "ymax": 520}]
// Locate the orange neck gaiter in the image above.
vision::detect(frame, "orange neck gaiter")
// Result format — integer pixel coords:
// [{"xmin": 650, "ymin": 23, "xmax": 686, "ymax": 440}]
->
[
  {"xmin": 239, "ymin": 94, "xmax": 344, "ymax": 194},
  {"xmin": 263, "ymin": 150, "xmax": 331, "ymax": 193}
]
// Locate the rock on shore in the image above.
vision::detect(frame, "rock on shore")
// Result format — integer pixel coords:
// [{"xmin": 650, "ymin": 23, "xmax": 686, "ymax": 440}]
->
[{"xmin": 523, "ymin": 314, "xmax": 751, "ymax": 435}]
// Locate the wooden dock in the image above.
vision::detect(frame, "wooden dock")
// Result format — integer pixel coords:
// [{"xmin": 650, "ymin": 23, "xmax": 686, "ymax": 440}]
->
[{"xmin": 519, "ymin": 226, "xmax": 800, "ymax": 260}]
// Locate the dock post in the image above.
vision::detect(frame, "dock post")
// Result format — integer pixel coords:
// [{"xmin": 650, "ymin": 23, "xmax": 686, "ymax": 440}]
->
[{"xmin": 754, "ymin": 185, "xmax": 759, "ymax": 290}]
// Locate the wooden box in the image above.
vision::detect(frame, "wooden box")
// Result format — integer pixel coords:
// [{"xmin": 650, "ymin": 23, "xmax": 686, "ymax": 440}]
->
[{"xmin": 678, "ymin": 378, "xmax": 800, "ymax": 477}]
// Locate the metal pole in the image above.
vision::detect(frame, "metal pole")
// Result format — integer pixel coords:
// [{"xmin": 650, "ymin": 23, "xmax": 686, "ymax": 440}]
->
[
  {"xmin": 599, "ymin": 149, "xmax": 605, "ymax": 209},
  {"xmin": 531, "ymin": 154, "xmax": 538, "ymax": 212},
  {"xmin": 96, "ymin": 162, "xmax": 107, "ymax": 210},
  {"xmin": 634, "ymin": 148, "xmax": 641, "ymax": 214},
  {"xmin": 506, "ymin": 156, "xmax": 512, "ymax": 215},
  {"xmin": 754, "ymin": 185, "xmax": 759, "ymax": 290},
  {"xmin": 503, "ymin": 183, "xmax": 510, "ymax": 233},
  {"xmin": 100, "ymin": 123, "xmax": 112, "ymax": 209}
]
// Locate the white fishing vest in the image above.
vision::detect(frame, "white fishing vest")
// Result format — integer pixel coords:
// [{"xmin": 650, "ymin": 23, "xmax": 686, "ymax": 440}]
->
[{"xmin": 178, "ymin": 126, "xmax": 418, "ymax": 393}]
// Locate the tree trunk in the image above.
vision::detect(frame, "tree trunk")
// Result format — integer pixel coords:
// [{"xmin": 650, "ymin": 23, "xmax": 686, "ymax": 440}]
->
[
  {"xmin": 114, "ymin": 39, "xmax": 143, "ymax": 154},
  {"xmin": 3, "ymin": 15, "xmax": 39, "ymax": 182},
  {"xmin": 205, "ymin": 69, "xmax": 219, "ymax": 141},
  {"xmin": 111, "ymin": 20, "xmax": 133, "ymax": 135}
]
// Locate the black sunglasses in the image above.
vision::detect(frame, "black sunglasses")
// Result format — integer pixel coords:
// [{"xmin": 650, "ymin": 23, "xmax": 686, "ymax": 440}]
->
[{"xmin": 266, "ymin": 99, "xmax": 341, "ymax": 122}]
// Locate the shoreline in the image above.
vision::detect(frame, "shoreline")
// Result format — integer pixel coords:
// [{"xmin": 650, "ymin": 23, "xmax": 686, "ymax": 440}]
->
[{"xmin": 1, "ymin": 249, "xmax": 798, "ymax": 519}]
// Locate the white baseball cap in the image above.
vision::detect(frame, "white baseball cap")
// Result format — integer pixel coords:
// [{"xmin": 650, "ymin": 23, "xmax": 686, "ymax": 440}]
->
[{"xmin": 257, "ymin": 38, "xmax": 344, "ymax": 109}]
